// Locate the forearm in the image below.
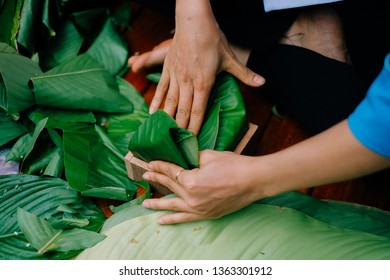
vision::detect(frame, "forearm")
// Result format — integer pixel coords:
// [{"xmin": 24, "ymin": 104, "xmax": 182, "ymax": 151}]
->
[
  {"xmin": 253, "ymin": 119, "xmax": 390, "ymax": 198},
  {"xmin": 174, "ymin": 0, "xmax": 217, "ymax": 35}
]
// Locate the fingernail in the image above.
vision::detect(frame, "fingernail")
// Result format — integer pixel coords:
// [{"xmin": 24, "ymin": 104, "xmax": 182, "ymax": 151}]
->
[
  {"xmin": 253, "ymin": 75, "xmax": 265, "ymax": 85},
  {"xmin": 149, "ymin": 105, "xmax": 157, "ymax": 114},
  {"xmin": 142, "ymin": 200, "xmax": 150, "ymax": 208},
  {"xmin": 142, "ymin": 173, "xmax": 150, "ymax": 180}
]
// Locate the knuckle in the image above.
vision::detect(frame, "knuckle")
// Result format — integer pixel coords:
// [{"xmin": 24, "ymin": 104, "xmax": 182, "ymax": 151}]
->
[
  {"xmin": 181, "ymin": 215, "xmax": 196, "ymax": 223},
  {"xmin": 191, "ymin": 107, "xmax": 203, "ymax": 118},
  {"xmin": 169, "ymin": 200, "xmax": 180, "ymax": 211},
  {"xmin": 186, "ymin": 198, "xmax": 200, "ymax": 210},
  {"xmin": 180, "ymin": 75, "xmax": 191, "ymax": 85},
  {"xmin": 183, "ymin": 178, "xmax": 197, "ymax": 192},
  {"xmin": 194, "ymin": 82, "xmax": 209, "ymax": 93},
  {"xmin": 176, "ymin": 108, "xmax": 190, "ymax": 119},
  {"xmin": 165, "ymin": 95, "xmax": 178, "ymax": 106},
  {"xmin": 193, "ymin": 75, "xmax": 212, "ymax": 92}
]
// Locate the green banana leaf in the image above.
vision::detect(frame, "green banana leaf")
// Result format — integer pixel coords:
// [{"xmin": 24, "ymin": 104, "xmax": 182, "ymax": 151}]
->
[
  {"xmin": 0, "ymin": 0, "xmax": 23, "ymax": 49},
  {"xmin": 48, "ymin": 204, "xmax": 90, "ymax": 229},
  {"xmin": 86, "ymin": 125, "xmax": 137, "ymax": 197},
  {"xmin": 0, "ymin": 112, "xmax": 28, "ymax": 147},
  {"xmin": 86, "ymin": 17, "xmax": 129, "ymax": 76},
  {"xmin": 61, "ymin": 123, "xmax": 103, "ymax": 190},
  {"xmin": 62, "ymin": 123, "xmax": 138, "ymax": 195},
  {"xmin": 103, "ymin": 204, "xmax": 158, "ymax": 232},
  {"xmin": 0, "ymin": 43, "xmax": 43, "ymax": 117},
  {"xmin": 17, "ymin": 0, "xmax": 45, "ymax": 53},
  {"xmin": 108, "ymin": 181, "xmax": 152, "ymax": 214},
  {"xmin": 0, "ymin": 174, "xmax": 106, "ymax": 260},
  {"xmin": 102, "ymin": 194, "xmax": 176, "ymax": 231},
  {"xmin": 24, "ymin": 145, "xmax": 63, "ymax": 176},
  {"xmin": 29, "ymin": 54, "xmax": 134, "ymax": 113},
  {"xmin": 17, "ymin": 208, "xmax": 105, "ymax": 255},
  {"xmin": 81, "ymin": 186, "xmax": 134, "ymax": 201},
  {"xmin": 77, "ymin": 202, "xmax": 390, "ymax": 260},
  {"xmin": 146, "ymin": 72, "xmax": 162, "ymax": 84},
  {"xmin": 103, "ymin": 77, "xmax": 149, "ymax": 154},
  {"xmin": 27, "ymin": 106, "xmax": 96, "ymax": 127},
  {"xmin": 21, "ymin": 128, "xmax": 64, "ymax": 178},
  {"xmin": 201, "ymin": 72, "xmax": 248, "ymax": 151},
  {"xmin": 5, "ymin": 118, "xmax": 48, "ymax": 162},
  {"xmin": 41, "ymin": 0, "xmax": 56, "ymax": 37},
  {"xmin": 128, "ymin": 109, "xmax": 198, "ymax": 169},
  {"xmin": 70, "ymin": 8, "xmax": 110, "ymax": 40},
  {"xmin": 38, "ymin": 19, "xmax": 84, "ymax": 71},
  {"xmin": 257, "ymin": 192, "xmax": 390, "ymax": 237},
  {"xmin": 175, "ymin": 128, "xmax": 199, "ymax": 168},
  {"xmin": 197, "ymin": 101, "xmax": 220, "ymax": 150}
]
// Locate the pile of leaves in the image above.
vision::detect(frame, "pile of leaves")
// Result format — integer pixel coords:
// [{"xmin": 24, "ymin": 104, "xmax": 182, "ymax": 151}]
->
[{"xmin": 0, "ymin": 0, "xmax": 151, "ymax": 259}]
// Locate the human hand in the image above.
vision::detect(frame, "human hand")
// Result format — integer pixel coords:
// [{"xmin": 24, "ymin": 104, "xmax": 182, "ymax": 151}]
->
[
  {"xmin": 148, "ymin": 0, "xmax": 265, "ymax": 135},
  {"xmin": 142, "ymin": 150, "xmax": 263, "ymax": 224}
]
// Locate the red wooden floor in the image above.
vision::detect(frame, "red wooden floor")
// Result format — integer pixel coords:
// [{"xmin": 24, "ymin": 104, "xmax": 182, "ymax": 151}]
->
[{"xmin": 123, "ymin": 2, "xmax": 390, "ymax": 212}]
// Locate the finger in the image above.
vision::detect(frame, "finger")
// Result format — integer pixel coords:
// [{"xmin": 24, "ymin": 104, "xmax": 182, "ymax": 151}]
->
[
  {"xmin": 163, "ymin": 77, "xmax": 179, "ymax": 117},
  {"xmin": 224, "ymin": 58, "xmax": 266, "ymax": 87},
  {"xmin": 150, "ymin": 67, "xmax": 170, "ymax": 114},
  {"xmin": 156, "ymin": 212, "xmax": 207, "ymax": 225},
  {"xmin": 186, "ymin": 85, "xmax": 211, "ymax": 135},
  {"xmin": 143, "ymin": 196, "xmax": 191, "ymax": 212},
  {"xmin": 143, "ymin": 169, "xmax": 188, "ymax": 197},
  {"xmin": 175, "ymin": 82, "xmax": 194, "ymax": 129},
  {"xmin": 147, "ymin": 160, "xmax": 182, "ymax": 178},
  {"xmin": 142, "ymin": 198, "xmax": 206, "ymax": 224}
]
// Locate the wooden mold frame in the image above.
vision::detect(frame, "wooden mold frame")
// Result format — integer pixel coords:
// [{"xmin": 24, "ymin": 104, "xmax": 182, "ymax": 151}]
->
[{"xmin": 124, "ymin": 123, "xmax": 259, "ymax": 196}]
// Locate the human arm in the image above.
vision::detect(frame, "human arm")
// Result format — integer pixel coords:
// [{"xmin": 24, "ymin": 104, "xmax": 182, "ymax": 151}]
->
[
  {"xmin": 141, "ymin": 119, "xmax": 390, "ymax": 224},
  {"xmin": 149, "ymin": 0, "xmax": 265, "ymax": 135}
]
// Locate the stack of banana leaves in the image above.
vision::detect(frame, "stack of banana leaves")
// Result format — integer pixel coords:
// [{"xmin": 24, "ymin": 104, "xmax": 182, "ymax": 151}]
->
[{"xmin": 1, "ymin": 0, "xmax": 390, "ymax": 260}]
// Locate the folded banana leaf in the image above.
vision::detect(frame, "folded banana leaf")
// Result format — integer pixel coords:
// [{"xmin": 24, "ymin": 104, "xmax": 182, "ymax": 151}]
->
[
  {"xmin": 128, "ymin": 110, "xmax": 198, "ymax": 169},
  {"xmin": 128, "ymin": 72, "xmax": 248, "ymax": 169},
  {"xmin": 199, "ymin": 72, "xmax": 248, "ymax": 151}
]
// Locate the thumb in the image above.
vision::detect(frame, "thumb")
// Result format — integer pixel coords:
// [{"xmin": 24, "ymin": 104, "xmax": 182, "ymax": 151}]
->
[{"xmin": 224, "ymin": 58, "xmax": 266, "ymax": 87}]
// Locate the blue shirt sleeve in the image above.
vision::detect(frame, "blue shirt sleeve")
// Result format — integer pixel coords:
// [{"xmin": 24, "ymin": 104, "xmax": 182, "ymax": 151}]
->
[
  {"xmin": 348, "ymin": 54, "xmax": 390, "ymax": 158},
  {"xmin": 263, "ymin": 0, "xmax": 343, "ymax": 12}
]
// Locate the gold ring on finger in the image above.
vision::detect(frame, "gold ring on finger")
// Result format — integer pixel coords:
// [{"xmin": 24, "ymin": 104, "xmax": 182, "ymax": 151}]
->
[{"xmin": 175, "ymin": 169, "xmax": 185, "ymax": 183}]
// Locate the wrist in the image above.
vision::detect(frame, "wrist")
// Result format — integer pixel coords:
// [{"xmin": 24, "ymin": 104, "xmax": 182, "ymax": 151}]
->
[
  {"xmin": 249, "ymin": 154, "xmax": 297, "ymax": 200},
  {"xmin": 175, "ymin": 0, "xmax": 214, "ymax": 22}
]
